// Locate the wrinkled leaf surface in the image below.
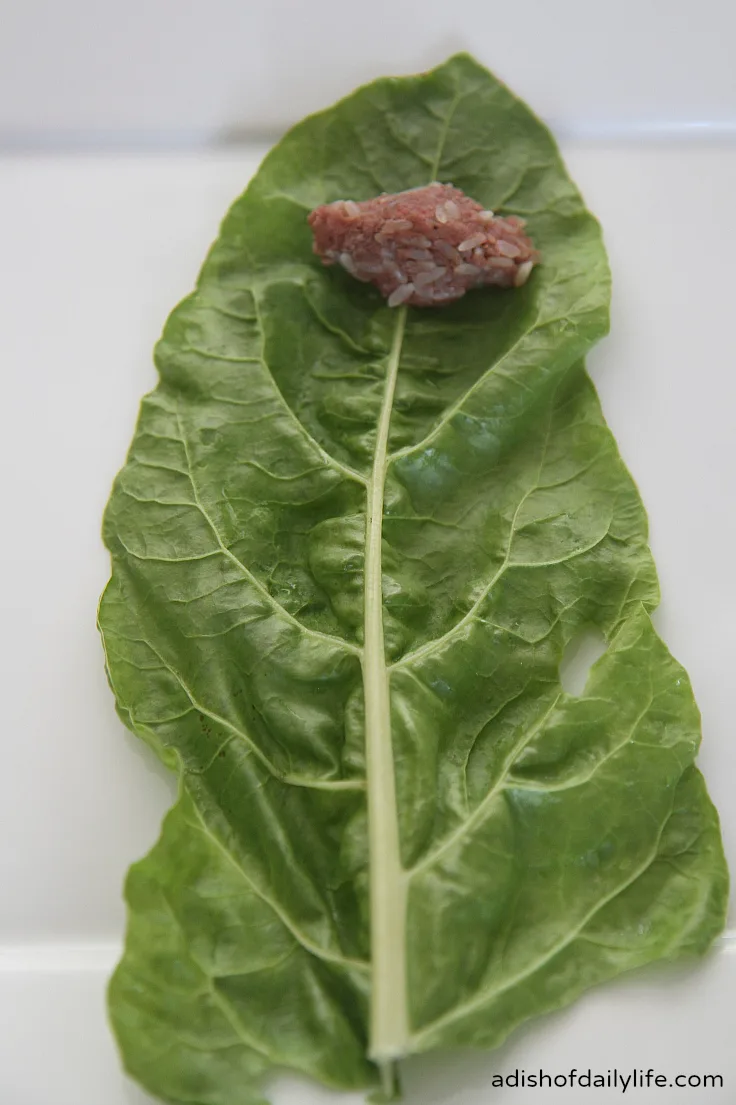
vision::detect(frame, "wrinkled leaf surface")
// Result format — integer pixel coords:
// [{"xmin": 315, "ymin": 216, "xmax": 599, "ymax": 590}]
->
[{"xmin": 100, "ymin": 54, "xmax": 728, "ymax": 1105}]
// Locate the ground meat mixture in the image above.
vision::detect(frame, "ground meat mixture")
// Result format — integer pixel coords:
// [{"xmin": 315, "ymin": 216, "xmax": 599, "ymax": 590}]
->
[{"xmin": 308, "ymin": 182, "xmax": 539, "ymax": 308}]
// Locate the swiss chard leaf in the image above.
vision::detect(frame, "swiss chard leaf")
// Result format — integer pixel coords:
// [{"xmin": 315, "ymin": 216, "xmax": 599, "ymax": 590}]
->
[{"xmin": 100, "ymin": 53, "xmax": 728, "ymax": 1104}]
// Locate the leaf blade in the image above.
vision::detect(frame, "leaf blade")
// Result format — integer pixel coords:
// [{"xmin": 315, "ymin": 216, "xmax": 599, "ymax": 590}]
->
[{"xmin": 100, "ymin": 53, "xmax": 728, "ymax": 1104}]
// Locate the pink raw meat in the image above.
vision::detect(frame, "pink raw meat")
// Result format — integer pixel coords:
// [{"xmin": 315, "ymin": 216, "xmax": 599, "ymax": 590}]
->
[{"xmin": 308, "ymin": 182, "xmax": 539, "ymax": 308}]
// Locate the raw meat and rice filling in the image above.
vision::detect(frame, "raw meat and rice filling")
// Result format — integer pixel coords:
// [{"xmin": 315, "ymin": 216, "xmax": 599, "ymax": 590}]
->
[{"xmin": 308, "ymin": 182, "xmax": 538, "ymax": 308}]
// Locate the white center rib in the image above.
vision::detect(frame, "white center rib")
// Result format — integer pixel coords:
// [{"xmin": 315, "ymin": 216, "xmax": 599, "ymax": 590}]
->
[{"xmin": 362, "ymin": 305, "xmax": 409, "ymax": 1079}]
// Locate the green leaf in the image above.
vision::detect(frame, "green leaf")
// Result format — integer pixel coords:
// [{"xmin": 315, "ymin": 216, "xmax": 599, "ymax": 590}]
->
[{"xmin": 100, "ymin": 53, "xmax": 728, "ymax": 1104}]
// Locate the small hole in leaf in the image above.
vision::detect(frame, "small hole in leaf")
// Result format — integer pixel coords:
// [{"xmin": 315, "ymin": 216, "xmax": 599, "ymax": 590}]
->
[{"xmin": 559, "ymin": 626, "xmax": 607, "ymax": 696}]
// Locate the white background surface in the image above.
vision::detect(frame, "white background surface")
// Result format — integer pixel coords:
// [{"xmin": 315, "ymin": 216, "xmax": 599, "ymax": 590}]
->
[
  {"xmin": 2, "ymin": 0, "xmax": 736, "ymax": 144},
  {"xmin": 2, "ymin": 138, "xmax": 736, "ymax": 1105},
  {"xmin": 2, "ymin": 2, "xmax": 736, "ymax": 1102}
]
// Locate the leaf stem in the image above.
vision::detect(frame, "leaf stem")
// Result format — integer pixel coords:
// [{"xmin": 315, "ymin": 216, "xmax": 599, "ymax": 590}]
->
[
  {"xmin": 379, "ymin": 1058, "xmax": 399, "ymax": 1099},
  {"xmin": 363, "ymin": 306, "xmax": 409, "ymax": 1063}
]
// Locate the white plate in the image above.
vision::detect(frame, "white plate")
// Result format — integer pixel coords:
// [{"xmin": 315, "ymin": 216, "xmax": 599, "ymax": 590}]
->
[{"xmin": 1, "ymin": 142, "xmax": 734, "ymax": 1103}]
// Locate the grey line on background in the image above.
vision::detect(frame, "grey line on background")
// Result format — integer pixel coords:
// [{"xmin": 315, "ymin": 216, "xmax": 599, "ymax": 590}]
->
[{"xmin": 2, "ymin": 120, "xmax": 736, "ymax": 154}]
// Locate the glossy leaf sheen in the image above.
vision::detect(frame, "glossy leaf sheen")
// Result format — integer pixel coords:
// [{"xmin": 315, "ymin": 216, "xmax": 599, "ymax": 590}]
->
[{"xmin": 100, "ymin": 54, "xmax": 728, "ymax": 1104}]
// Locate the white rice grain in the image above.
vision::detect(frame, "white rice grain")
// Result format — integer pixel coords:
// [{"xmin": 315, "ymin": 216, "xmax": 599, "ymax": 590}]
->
[
  {"xmin": 515, "ymin": 260, "xmax": 534, "ymax": 286},
  {"xmin": 355, "ymin": 260, "xmax": 385, "ymax": 274},
  {"xmin": 456, "ymin": 263, "xmax": 481, "ymax": 276},
  {"xmin": 413, "ymin": 267, "xmax": 447, "ymax": 287},
  {"xmin": 388, "ymin": 283, "xmax": 415, "ymax": 307},
  {"xmin": 383, "ymin": 219, "xmax": 413, "ymax": 232},
  {"xmin": 495, "ymin": 216, "xmax": 524, "ymax": 233},
  {"xmin": 488, "ymin": 256, "xmax": 515, "ymax": 269},
  {"xmin": 435, "ymin": 204, "xmax": 449, "ymax": 224},
  {"xmin": 478, "ymin": 210, "xmax": 495, "ymax": 222},
  {"xmin": 344, "ymin": 200, "xmax": 360, "ymax": 217},
  {"xmin": 458, "ymin": 233, "xmax": 486, "ymax": 252},
  {"xmin": 340, "ymin": 252, "xmax": 358, "ymax": 275},
  {"xmin": 444, "ymin": 199, "xmax": 460, "ymax": 220},
  {"xmin": 497, "ymin": 239, "xmax": 521, "ymax": 258}
]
